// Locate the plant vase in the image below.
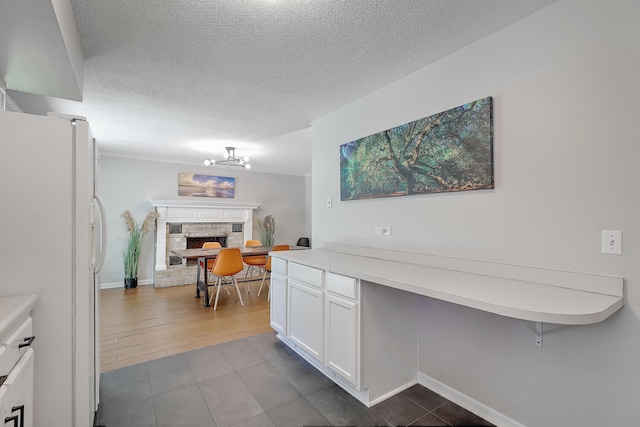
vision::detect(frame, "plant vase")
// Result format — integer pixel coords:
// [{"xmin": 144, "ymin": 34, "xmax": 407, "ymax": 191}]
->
[{"xmin": 124, "ymin": 278, "xmax": 138, "ymax": 289}]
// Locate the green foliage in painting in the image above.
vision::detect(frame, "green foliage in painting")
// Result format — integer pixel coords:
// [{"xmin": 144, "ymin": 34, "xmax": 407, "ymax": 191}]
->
[{"xmin": 340, "ymin": 97, "xmax": 494, "ymax": 200}]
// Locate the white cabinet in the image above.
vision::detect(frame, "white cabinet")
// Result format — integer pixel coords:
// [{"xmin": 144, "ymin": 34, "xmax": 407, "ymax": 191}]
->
[
  {"xmin": 3, "ymin": 349, "xmax": 34, "ymax": 427},
  {"xmin": 324, "ymin": 272, "xmax": 360, "ymax": 388},
  {"xmin": 270, "ymin": 258, "xmax": 288, "ymax": 335},
  {"xmin": 288, "ymin": 280, "xmax": 324, "ymax": 361},
  {"xmin": 270, "ymin": 272, "xmax": 287, "ymax": 335},
  {"xmin": 288, "ymin": 263, "xmax": 323, "ymax": 288},
  {"xmin": 0, "ymin": 296, "xmax": 36, "ymax": 427},
  {"xmin": 325, "ymin": 293, "xmax": 359, "ymax": 387},
  {"xmin": 287, "ymin": 262, "xmax": 325, "ymax": 361},
  {"xmin": 0, "ymin": 386, "xmax": 12, "ymax": 426},
  {"xmin": 269, "ymin": 257, "xmax": 365, "ymax": 397}
]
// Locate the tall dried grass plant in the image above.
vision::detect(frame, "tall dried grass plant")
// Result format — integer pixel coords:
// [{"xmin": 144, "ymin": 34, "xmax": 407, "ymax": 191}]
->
[
  {"xmin": 259, "ymin": 214, "xmax": 277, "ymax": 246},
  {"xmin": 121, "ymin": 210, "xmax": 159, "ymax": 279}
]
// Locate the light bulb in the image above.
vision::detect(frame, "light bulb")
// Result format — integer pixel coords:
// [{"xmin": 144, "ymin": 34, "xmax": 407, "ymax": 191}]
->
[
  {"xmin": 204, "ymin": 159, "xmax": 211, "ymax": 166},
  {"xmin": 243, "ymin": 156, "xmax": 250, "ymax": 162},
  {"xmin": 245, "ymin": 163, "xmax": 251, "ymax": 169}
]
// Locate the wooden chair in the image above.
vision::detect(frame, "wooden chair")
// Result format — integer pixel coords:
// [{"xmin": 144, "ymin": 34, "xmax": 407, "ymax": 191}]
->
[
  {"xmin": 243, "ymin": 239, "xmax": 267, "ymax": 291},
  {"xmin": 258, "ymin": 244, "xmax": 290, "ymax": 301},
  {"xmin": 209, "ymin": 248, "xmax": 245, "ymax": 310}
]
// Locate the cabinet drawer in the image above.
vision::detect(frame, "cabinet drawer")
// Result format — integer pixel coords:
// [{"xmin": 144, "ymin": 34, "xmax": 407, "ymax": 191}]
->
[
  {"xmin": 271, "ymin": 257, "xmax": 287, "ymax": 275},
  {"xmin": 326, "ymin": 273, "xmax": 357, "ymax": 300},
  {"xmin": 0, "ymin": 317, "xmax": 33, "ymax": 377},
  {"xmin": 289, "ymin": 263, "xmax": 324, "ymax": 288}
]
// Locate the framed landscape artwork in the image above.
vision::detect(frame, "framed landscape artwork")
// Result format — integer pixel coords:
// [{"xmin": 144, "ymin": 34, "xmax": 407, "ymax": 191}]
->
[
  {"xmin": 178, "ymin": 173, "xmax": 235, "ymax": 198},
  {"xmin": 340, "ymin": 96, "xmax": 494, "ymax": 201}
]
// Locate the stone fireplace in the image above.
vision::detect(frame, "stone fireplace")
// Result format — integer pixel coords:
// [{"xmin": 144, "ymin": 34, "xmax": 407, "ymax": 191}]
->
[{"xmin": 149, "ymin": 199, "xmax": 260, "ymax": 288}]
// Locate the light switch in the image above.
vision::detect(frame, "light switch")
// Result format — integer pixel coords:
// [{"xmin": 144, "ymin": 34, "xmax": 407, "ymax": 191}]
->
[
  {"xmin": 601, "ymin": 230, "xmax": 622, "ymax": 255},
  {"xmin": 326, "ymin": 197, "xmax": 332, "ymax": 208}
]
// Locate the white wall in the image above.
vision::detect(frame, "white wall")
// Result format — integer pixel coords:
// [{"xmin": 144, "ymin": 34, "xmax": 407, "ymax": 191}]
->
[
  {"xmin": 99, "ymin": 156, "xmax": 306, "ymax": 286},
  {"xmin": 311, "ymin": 1, "xmax": 639, "ymax": 425},
  {"xmin": 305, "ymin": 173, "xmax": 313, "ymax": 240}
]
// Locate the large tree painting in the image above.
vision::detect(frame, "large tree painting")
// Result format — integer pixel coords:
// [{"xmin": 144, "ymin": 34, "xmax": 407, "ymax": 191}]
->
[{"xmin": 340, "ymin": 97, "xmax": 494, "ymax": 201}]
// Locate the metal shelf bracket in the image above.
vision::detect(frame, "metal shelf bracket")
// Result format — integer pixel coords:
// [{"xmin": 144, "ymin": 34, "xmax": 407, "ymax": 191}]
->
[{"xmin": 524, "ymin": 321, "xmax": 543, "ymax": 347}]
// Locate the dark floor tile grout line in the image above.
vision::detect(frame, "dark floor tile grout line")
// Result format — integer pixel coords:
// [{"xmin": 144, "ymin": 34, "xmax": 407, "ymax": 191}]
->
[
  {"xmin": 238, "ymin": 338, "xmax": 319, "ymax": 426},
  {"xmin": 194, "ymin": 381, "xmax": 221, "ymax": 427},
  {"xmin": 400, "ymin": 390, "xmax": 455, "ymax": 425},
  {"xmin": 200, "ymin": 336, "xmax": 296, "ymax": 427}
]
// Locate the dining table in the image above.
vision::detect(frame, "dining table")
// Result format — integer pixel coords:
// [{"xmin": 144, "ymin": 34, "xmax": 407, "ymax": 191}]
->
[{"xmin": 172, "ymin": 245, "xmax": 307, "ymax": 307}]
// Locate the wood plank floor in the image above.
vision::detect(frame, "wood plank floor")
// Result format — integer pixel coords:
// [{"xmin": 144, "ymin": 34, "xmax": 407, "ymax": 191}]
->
[{"xmin": 99, "ymin": 279, "xmax": 273, "ymax": 372}]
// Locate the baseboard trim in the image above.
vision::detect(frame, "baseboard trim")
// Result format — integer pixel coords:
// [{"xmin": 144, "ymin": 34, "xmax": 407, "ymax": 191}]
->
[
  {"xmin": 367, "ymin": 380, "xmax": 417, "ymax": 407},
  {"xmin": 417, "ymin": 372, "xmax": 527, "ymax": 427},
  {"xmin": 100, "ymin": 279, "xmax": 154, "ymax": 289}
]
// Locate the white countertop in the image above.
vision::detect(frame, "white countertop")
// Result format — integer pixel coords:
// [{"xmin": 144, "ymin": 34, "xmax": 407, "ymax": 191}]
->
[
  {"xmin": 0, "ymin": 294, "xmax": 38, "ymax": 340},
  {"xmin": 271, "ymin": 245, "xmax": 623, "ymax": 325}
]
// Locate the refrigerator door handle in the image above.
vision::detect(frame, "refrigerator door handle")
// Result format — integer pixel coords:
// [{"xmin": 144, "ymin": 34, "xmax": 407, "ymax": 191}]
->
[{"xmin": 92, "ymin": 193, "xmax": 107, "ymax": 273}]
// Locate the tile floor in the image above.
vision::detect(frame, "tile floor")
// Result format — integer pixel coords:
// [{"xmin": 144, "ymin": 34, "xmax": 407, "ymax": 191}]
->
[{"xmin": 96, "ymin": 332, "xmax": 494, "ymax": 427}]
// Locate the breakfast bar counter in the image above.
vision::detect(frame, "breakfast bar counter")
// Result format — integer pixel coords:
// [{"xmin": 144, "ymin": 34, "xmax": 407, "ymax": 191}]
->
[
  {"xmin": 267, "ymin": 242, "xmax": 623, "ymax": 407},
  {"xmin": 272, "ymin": 243, "xmax": 623, "ymax": 325}
]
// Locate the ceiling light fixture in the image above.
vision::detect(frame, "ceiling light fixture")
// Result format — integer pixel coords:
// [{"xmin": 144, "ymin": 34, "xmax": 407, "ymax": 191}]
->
[{"xmin": 204, "ymin": 146, "xmax": 251, "ymax": 169}]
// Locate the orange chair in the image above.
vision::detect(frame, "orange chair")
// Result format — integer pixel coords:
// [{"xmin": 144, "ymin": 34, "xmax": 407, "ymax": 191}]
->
[
  {"xmin": 201, "ymin": 241, "xmax": 222, "ymax": 269},
  {"xmin": 200, "ymin": 241, "xmax": 222, "ymax": 283},
  {"xmin": 209, "ymin": 248, "xmax": 245, "ymax": 310},
  {"xmin": 243, "ymin": 239, "xmax": 267, "ymax": 291},
  {"xmin": 258, "ymin": 245, "xmax": 290, "ymax": 301}
]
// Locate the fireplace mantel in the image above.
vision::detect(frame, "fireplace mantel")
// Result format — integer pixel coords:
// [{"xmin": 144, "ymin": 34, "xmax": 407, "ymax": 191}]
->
[
  {"xmin": 149, "ymin": 199, "xmax": 261, "ymax": 211},
  {"xmin": 149, "ymin": 199, "xmax": 261, "ymax": 271}
]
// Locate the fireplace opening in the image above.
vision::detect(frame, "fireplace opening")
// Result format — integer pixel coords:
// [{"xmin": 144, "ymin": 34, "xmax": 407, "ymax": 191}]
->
[
  {"xmin": 185, "ymin": 236, "xmax": 228, "ymax": 267},
  {"xmin": 186, "ymin": 236, "xmax": 228, "ymax": 249}
]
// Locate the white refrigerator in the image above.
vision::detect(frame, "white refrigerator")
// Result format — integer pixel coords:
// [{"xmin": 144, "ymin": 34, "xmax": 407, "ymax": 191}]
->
[{"xmin": 0, "ymin": 110, "xmax": 107, "ymax": 426}]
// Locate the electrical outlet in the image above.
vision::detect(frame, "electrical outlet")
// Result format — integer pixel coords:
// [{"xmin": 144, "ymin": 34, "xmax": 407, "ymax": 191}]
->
[
  {"xmin": 601, "ymin": 230, "xmax": 622, "ymax": 255},
  {"xmin": 374, "ymin": 226, "xmax": 392, "ymax": 236}
]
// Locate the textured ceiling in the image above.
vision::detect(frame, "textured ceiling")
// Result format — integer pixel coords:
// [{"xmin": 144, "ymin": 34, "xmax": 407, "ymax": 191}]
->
[{"xmin": 11, "ymin": 0, "xmax": 557, "ymax": 176}]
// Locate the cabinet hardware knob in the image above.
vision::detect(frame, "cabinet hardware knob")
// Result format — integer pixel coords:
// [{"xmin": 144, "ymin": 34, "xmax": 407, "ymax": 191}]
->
[
  {"xmin": 18, "ymin": 337, "xmax": 35, "ymax": 349},
  {"xmin": 11, "ymin": 406, "xmax": 23, "ymax": 427},
  {"xmin": 3, "ymin": 415, "xmax": 18, "ymax": 427}
]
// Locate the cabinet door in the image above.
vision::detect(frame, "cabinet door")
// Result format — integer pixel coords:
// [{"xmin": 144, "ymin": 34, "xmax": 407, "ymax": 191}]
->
[
  {"xmin": 270, "ymin": 273, "xmax": 287, "ymax": 335},
  {"xmin": 4, "ymin": 349, "xmax": 34, "ymax": 427},
  {"xmin": 324, "ymin": 294, "xmax": 359, "ymax": 387},
  {"xmin": 0, "ymin": 386, "xmax": 13, "ymax": 427},
  {"xmin": 288, "ymin": 280, "xmax": 323, "ymax": 361}
]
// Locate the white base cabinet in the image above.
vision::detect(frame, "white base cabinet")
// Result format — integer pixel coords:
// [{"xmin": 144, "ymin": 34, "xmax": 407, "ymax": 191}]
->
[
  {"xmin": 0, "ymin": 296, "xmax": 37, "ymax": 427},
  {"xmin": 0, "ymin": 386, "xmax": 10, "ymax": 426},
  {"xmin": 270, "ymin": 255, "xmax": 418, "ymax": 407},
  {"xmin": 288, "ymin": 280, "xmax": 324, "ymax": 360},
  {"xmin": 270, "ymin": 260, "xmax": 363, "ymax": 391},
  {"xmin": 269, "ymin": 272, "xmax": 288, "ymax": 335},
  {"xmin": 3, "ymin": 349, "xmax": 34, "ymax": 427},
  {"xmin": 324, "ymin": 293, "xmax": 359, "ymax": 387},
  {"xmin": 324, "ymin": 271, "xmax": 360, "ymax": 388}
]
